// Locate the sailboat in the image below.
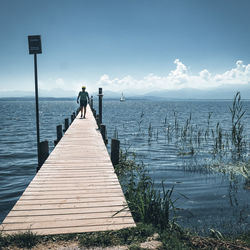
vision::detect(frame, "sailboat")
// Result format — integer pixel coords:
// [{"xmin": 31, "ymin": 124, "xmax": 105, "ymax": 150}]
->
[{"xmin": 120, "ymin": 92, "xmax": 125, "ymax": 102}]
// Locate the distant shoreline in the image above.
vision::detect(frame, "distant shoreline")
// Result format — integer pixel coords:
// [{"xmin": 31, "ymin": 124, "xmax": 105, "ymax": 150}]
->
[
  {"xmin": 1, "ymin": 96, "xmax": 250, "ymax": 101},
  {"xmin": 0, "ymin": 97, "xmax": 76, "ymax": 101}
]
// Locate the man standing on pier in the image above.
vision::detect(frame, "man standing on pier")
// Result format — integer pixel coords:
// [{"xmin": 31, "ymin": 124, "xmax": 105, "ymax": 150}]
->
[{"xmin": 77, "ymin": 86, "xmax": 90, "ymax": 118}]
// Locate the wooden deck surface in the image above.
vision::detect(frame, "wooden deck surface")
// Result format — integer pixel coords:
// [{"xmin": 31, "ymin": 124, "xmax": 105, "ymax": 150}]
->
[{"xmin": 1, "ymin": 106, "xmax": 135, "ymax": 235}]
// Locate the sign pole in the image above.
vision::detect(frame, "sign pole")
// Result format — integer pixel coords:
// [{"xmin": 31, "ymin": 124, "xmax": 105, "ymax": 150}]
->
[
  {"xmin": 34, "ymin": 53, "xmax": 40, "ymax": 167},
  {"xmin": 98, "ymin": 88, "xmax": 103, "ymax": 125},
  {"xmin": 28, "ymin": 35, "xmax": 42, "ymax": 170}
]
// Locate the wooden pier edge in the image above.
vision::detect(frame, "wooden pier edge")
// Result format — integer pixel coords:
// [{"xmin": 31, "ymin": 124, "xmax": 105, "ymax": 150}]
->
[{"xmin": 1, "ymin": 105, "xmax": 135, "ymax": 235}]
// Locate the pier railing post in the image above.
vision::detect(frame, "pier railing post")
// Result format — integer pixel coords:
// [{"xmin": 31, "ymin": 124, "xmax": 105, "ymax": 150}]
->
[
  {"xmin": 38, "ymin": 140, "xmax": 49, "ymax": 171},
  {"xmin": 90, "ymin": 96, "xmax": 93, "ymax": 110},
  {"xmin": 96, "ymin": 114, "xmax": 100, "ymax": 128},
  {"xmin": 100, "ymin": 124, "xmax": 108, "ymax": 145},
  {"xmin": 93, "ymin": 109, "xmax": 97, "ymax": 118},
  {"xmin": 54, "ymin": 125, "xmax": 63, "ymax": 146},
  {"xmin": 111, "ymin": 138, "xmax": 120, "ymax": 166},
  {"xmin": 98, "ymin": 88, "xmax": 103, "ymax": 125},
  {"xmin": 63, "ymin": 118, "xmax": 69, "ymax": 132}
]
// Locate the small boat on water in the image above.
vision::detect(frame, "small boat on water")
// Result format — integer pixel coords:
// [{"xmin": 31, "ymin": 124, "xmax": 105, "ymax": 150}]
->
[{"xmin": 120, "ymin": 92, "xmax": 125, "ymax": 102}]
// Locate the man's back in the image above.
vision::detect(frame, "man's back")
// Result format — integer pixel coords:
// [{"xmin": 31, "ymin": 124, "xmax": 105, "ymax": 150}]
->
[{"xmin": 79, "ymin": 91, "xmax": 89, "ymax": 101}]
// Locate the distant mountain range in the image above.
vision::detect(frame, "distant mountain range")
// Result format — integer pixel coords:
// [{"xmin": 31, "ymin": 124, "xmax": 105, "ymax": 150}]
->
[
  {"xmin": 143, "ymin": 86, "xmax": 250, "ymax": 100},
  {"xmin": 1, "ymin": 85, "xmax": 250, "ymax": 100},
  {"xmin": 0, "ymin": 88, "xmax": 78, "ymax": 98}
]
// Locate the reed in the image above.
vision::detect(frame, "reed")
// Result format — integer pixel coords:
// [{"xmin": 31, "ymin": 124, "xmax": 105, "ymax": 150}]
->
[
  {"xmin": 213, "ymin": 122, "xmax": 223, "ymax": 156},
  {"xmin": 115, "ymin": 152, "xmax": 176, "ymax": 230},
  {"xmin": 205, "ymin": 112, "xmax": 213, "ymax": 140},
  {"xmin": 137, "ymin": 110, "xmax": 144, "ymax": 132},
  {"xmin": 174, "ymin": 111, "xmax": 179, "ymax": 140},
  {"xmin": 148, "ymin": 122, "xmax": 153, "ymax": 144},
  {"xmin": 229, "ymin": 91, "xmax": 246, "ymax": 160},
  {"xmin": 128, "ymin": 92, "xmax": 248, "ymax": 180}
]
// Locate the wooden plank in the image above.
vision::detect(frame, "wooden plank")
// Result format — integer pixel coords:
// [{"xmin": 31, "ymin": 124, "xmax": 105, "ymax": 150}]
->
[
  {"xmin": 37, "ymin": 171, "xmax": 115, "ymax": 175},
  {"xmin": 6, "ymin": 206, "xmax": 127, "ymax": 217},
  {"xmin": 16, "ymin": 196, "xmax": 126, "ymax": 205},
  {"xmin": 42, "ymin": 162, "xmax": 113, "ymax": 166},
  {"xmin": 34, "ymin": 172, "xmax": 117, "ymax": 177},
  {"xmin": 45, "ymin": 160, "xmax": 112, "ymax": 164},
  {"xmin": 21, "ymin": 193, "xmax": 124, "ymax": 200},
  {"xmin": 1, "ymin": 217, "xmax": 135, "ymax": 231},
  {"xmin": 13, "ymin": 201, "xmax": 126, "ymax": 210},
  {"xmin": 29, "ymin": 179, "xmax": 120, "ymax": 185},
  {"xmin": 2, "ymin": 224, "xmax": 136, "ymax": 235},
  {"xmin": 29, "ymin": 182, "xmax": 120, "ymax": 188},
  {"xmin": 37, "ymin": 170, "xmax": 115, "ymax": 174},
  {"xmin": 28, "ymin": 181, "xmax": 120, "ymax": 186},
  {"xmin": 32, "ymin": 176, "xmax": 118, "ymax": 180},
  {"xmin": 23, "ymin": 186, "xmax": 122, "ymax": 192},
  {"xmin": 25, "ymin": 188, "xmax": 121, "ymax": 193},
  {"xmin": 22, "ymin": 189, "xmax": 124, "ymax": 195},
  {"xmin": 43, "ymin": 160, "xmax": 113, "ymax": 164},
  {"xmin": 3, "ymin": 211, "xmax": 131, "ymax": 224}
]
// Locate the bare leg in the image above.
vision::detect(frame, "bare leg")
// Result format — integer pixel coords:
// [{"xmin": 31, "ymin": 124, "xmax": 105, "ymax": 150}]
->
[
  {"xmin": 84, "ymin": 106, "xmax": 87, "ymax": 118},
  {"xmin": 80, "ymin": 107, "xmax": 83, "ymax": 117}
]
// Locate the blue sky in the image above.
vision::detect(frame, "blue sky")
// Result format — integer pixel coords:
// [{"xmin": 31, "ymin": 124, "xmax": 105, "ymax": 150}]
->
[{"xmin": 1, "ymin": 0, "xmax": 250, "ymax": 96}]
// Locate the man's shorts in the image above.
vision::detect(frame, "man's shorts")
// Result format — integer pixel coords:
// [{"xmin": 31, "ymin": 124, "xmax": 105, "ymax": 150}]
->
[{"xmin": 80, "ymin": 100, "xmax": 87, "ymax": 107}]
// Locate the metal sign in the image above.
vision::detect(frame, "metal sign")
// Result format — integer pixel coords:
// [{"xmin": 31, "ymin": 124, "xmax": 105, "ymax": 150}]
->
[{"xmin": 28, "ymin": 35, "xmax": 42, "ymax": 54}]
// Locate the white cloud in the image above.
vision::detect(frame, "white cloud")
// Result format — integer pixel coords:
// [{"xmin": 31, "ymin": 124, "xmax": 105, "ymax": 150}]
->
[
  {"xmin": 37, "ymin": 59, "xmax": 250, "ymax": 94},
  {"xmin": 214, "ymin": 60, "xmax": 250, "ymax": 85},
  {"xmin": 199, "ymin": 69, "xmax": 211, "ymax": 81},
  {"xmin": 97, "ymin": 59, "xmax": 250, "ymax": 93}
]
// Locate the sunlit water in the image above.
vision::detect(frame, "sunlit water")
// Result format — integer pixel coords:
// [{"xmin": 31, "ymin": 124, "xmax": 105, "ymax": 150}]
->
[{"xmin": 0, "ymin": 99, "xmax": 250, "ymax": 235}]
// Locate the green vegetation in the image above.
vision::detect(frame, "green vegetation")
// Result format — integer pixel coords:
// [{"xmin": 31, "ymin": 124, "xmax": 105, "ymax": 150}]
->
[
  {"xmin": 112, "ymin": 150, "xmax": 250, "ymax": 249},
  {"xmin": 0, "ymin": 231, "xmax": 40, "ymax": 249},
  {"xmin": 1, "ymin": 226, "xmax": 250, "ymax": 249},
  {"xmin": 79, "ymin": 223, "xmax": 155, "ymax": 248},
  {"xmin": 115, "ymin": 150, "xmax": 176, "ymax": 231},
  {"xmin": 230, "ymin": 91, "xmax": 246, "ymax": 160}
]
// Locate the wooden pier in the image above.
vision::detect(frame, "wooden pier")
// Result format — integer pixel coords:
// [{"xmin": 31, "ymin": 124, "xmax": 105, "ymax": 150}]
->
[{"xmin": 1, "ymin": 106, "xmax": 135, "ymax": 235}]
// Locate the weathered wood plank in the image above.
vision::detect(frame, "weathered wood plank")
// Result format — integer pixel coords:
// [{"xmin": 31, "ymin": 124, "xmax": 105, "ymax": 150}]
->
[
  {"xmin": 6, "ymin": 205, "xmax": 127, "ymax": 217},
  {"xmin": 3, "ymin": 210, "xmax": 131, "ymax": 223},
  {"xmin": 16, "ymin": 196, "xmax": 126, "ymax": 205},
  {"xmin": 21, "ymin": 193, "xmax": 124, "ymax": 200},
  {"xmin": 22, "ymin": 189, "xmax": 124, "ymax": 195},
  {"xmin": 1, "ymin": 217, "xmax": 135, "ymax": 231},
  {"xmin": 2, "ymin": 224, "xmax": 136, "ymax": 235}
]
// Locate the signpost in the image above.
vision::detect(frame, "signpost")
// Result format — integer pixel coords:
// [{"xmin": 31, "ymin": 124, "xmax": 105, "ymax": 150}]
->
[{"xmin": 28, "ymin": 35, "xmax": 42, "ymax": 171}]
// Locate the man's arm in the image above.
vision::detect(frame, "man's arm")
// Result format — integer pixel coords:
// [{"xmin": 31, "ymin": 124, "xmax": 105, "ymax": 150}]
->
[{"xmin": 77, "ymin": 92, "xmax": 80, "ymax": 103}]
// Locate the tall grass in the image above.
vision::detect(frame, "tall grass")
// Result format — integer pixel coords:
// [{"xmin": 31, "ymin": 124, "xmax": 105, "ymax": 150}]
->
[
  {"xmin": 230, "ymin": 91, "xmax": 246, "ymax": 160},
  {"xmin": 115, "ymin": 152, "xmax": 176, "ymax": 230},
  {"xmin": 115, "ymin": 92, "xmax": 248, "ymax": 182},
  {"xmin": 0, "ymin": 231, "xmax": 40, "ymax": 249},
  {"xmin": 110, "ymin": 91, "xmax": 249, "ymax": 223}
]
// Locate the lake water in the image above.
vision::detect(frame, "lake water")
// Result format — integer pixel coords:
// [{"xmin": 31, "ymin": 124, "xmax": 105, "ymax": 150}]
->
[{"xmin": 0, "ymin": 99, "xmax": 250, "ymax": 235}]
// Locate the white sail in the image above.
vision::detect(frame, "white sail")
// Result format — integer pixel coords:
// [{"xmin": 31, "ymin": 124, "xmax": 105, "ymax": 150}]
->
[{"xmin": 120, "ymin": 92, "xmax": 125, "ymax": 102}]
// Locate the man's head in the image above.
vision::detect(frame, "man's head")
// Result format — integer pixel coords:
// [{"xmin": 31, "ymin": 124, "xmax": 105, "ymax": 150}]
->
[{"xmin": 82, "ymin": 86, "xmax": 86, "ymax": 91}]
